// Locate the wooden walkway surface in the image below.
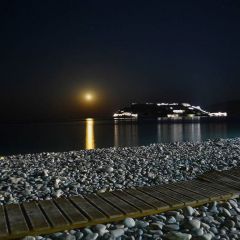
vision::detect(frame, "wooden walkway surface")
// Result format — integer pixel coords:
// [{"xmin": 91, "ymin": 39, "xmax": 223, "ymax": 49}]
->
[{"xmin": 1, "ymin": 168, "xmax": 240, "ymax": 239}]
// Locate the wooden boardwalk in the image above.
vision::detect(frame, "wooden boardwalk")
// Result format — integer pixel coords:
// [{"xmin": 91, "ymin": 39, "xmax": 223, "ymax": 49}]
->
[{"xmin": 1, "ymin": 168, "xmax": 240, "ymax": 240}]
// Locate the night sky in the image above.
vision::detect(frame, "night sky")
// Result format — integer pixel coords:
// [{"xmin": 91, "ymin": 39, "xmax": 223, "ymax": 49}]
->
[{"xmin": 1, "ymin": 0, "xmax": 240, "ymax": 121}]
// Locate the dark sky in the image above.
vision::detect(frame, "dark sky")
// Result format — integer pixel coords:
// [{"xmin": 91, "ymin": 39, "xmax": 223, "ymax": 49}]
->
[{"xmin": 1, "ymin": 0, "xmax": 240, "ymax": 121}]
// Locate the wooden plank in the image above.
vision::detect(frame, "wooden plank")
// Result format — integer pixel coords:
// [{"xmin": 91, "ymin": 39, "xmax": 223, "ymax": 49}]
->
[
  {"xmin": 217, "ymin": 171, "xmax": 240, "ymax": 182},
  {"xmin": 175, "ymin": 180, "xmax": 223, "ymax": 200},
  {"xmin": 190, "ymin": 180, "xmax": 231, "ymax": 195},
  {"xmin": 196, "ymin": 178, "xmax": 240, "ymax": 198},
  {"xmin": 54, "ymin": 198, "xmax": 88, "ymax": 225},
  {"xmin": 85, "ymin": 194, "xmax": 124, "ymax": 219},
  {"xmin": 151, "ymin": 185, "xmax": 197, "ymax": 206},
  {"xmin": 200, "ymin": 172, "xmax": 240, "ymax": 190},
  {"xmin": 124, "ymin": 189, "xmax": 169, "ymax": 211},
  {"xmin": 5, "ymin": 204, "xmax": 29, "ymax": 236},
  {"xmin": 3, "ymin": 168, "xmax": 240, "ymax": 240},
  {"xmin": 113, "ymin": 190, "xmax": 155, "ymax": 213},
  {"xmin": 99, "ymin": 192, "xmax": 140, "ymax": 215},
  {"xmin": 226, "ymin": 168, "xmax": 240, "ymax": 177},
  {"xmin": 0, "ymin": 205, "xmax": 9, "ymax": 239},
  {"xmin": 70, "ymin": 196, "xmax": 107, "ymax": 221},
  {"xmin": 164, "ymin": 184, "xmax": 209, "ymax": 204},
  {"xmin": 22, "ymin": 201, "xmax": 50, "ymax": 232},
  {"xmin": 39, "ymin": 200, "xmax": 69, "ymax": 228},
  {"xmin": 193, "ymin": 179, "xmax": 237, "ymax": 196},
  {"xmin": 139, "ymin": 186, "xmax": 184, "ymax": 208}
]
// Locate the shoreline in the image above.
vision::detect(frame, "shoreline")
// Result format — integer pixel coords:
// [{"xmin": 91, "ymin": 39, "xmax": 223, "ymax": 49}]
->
[{"xmin": 1, "ymin": 138, "xmax": 240, "ymax": 205}]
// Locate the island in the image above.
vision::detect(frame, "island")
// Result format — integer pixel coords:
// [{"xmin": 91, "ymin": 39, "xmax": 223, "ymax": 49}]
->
[{"xmin": 113, "ymin": 102, "xmax": 227, "ymax": 119}]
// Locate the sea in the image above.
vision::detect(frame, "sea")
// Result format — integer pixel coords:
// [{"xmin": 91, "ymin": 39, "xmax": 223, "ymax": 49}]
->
[{"xmin": 1, "ymin": 118, "xmax": 240, "ymax": 156}]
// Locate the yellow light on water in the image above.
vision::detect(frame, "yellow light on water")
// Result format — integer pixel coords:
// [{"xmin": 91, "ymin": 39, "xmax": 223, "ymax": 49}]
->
[{"xmin": 85, "ymin": 118, "xmax": 95, "ymax": 149}]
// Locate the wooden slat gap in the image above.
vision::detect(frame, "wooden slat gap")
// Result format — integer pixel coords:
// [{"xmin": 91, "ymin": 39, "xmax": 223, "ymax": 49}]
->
[
  {"xmin": 136, "ymin": 188, "xmax": 177, "ymax": 206},
  {"xmin": 68, "ymin": 197, "xmax": 93, "ymax": 221},
  {"xmin": 172, "ymin": 183, "xmax": 212, "ymax": 199},
  {"xmin": 98, "ymin": 192, "xmax": 139, "ymax": 216},
  {"xmin": 111, "ymin": 191, "xmax": 154, "ymax": 212},
  {"xmin": 53, "ymin": 198, "xmax": 77, "ymax": 224},
  {"xmin": 3, "ymin": 205, "xmax": 10, "ymax": 236},
  {"xmin": 20, "ymin": 204, "xmax": 34, "ymax": 231},
  {"xmin": 149, "ymin": 186, "xmax": 187, "ymax": 203},
  {"xmin": 126, "ymin": 188, "xmax": 161, "ymax": 207},
  {"xmin": 162, "ymin": 186, "xmax": 198, "ymax": 201},
  {"xmin": 84, "ymin": 194, "xmax": 123, "ymax": 218},
  {"xmin": 37, "ymin": 202, "xmax": 54, "ymax": 228}
]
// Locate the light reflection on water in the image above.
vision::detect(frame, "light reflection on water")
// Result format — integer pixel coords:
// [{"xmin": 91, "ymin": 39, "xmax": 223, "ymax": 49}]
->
[
  {"xmin": 86, "ymin": 120, "xmax": 229, "ymax": 149},
  {"xmin": 114, "ymin": 120, "xmax": 138, "ymax": 147},
  {"xmin": 113, "ymin": 120, "xmax": 228, "ymax": 147},
  {"xmin": 0, "ymin": 119, "xmax": 237, "ymax": 155},
  {"xmin": 85, "ymin": 118, "xmax": 95, "ymax": 149}
]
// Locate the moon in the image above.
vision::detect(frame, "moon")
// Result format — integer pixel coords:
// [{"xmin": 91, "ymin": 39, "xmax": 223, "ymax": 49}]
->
[{"xmin": 85, "ymin": 93, "xmax": 94, "ymax": 101}]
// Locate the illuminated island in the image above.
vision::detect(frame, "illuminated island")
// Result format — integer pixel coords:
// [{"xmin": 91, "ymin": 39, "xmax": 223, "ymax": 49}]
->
[{"xmin": 113, "ymin": 103, "xmax": 227, "ymax": 119}]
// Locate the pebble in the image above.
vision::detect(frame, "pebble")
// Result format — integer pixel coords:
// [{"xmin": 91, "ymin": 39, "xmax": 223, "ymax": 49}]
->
[
  {"xmin": 85, "ymin": 233, "xmax": 98, "ymax": 240},
  {"xmin": 110, "ymin": 229, "xmax": 125, "ymax": 238},
  {"xmin": 166, "ymin": 231, "xmax": 192, "ymax": 240},
  {"xmin": 188, "ymin": 219, "xmax": 201, "ymax": 229},
  {"xmin": 123, "ymin": 218, "xmax": 135, "ymax": 228},
  {"xmin": 164, "ymin": 224, "xmax": 180, "ymax": 231},
  {"xmin": 184, "ymin": 206, "xmax": 195, "ymax": 216},
  {"xmin": 22, "ymin": 237, "xmax": 36, "ymax": 240},
  {"xmin": 200, "ymin": 233, "xmax": 213, "ymax": 240},
  {"xmin": 95, "ymin": 224, "xmax": 108, "ymax": 236}
]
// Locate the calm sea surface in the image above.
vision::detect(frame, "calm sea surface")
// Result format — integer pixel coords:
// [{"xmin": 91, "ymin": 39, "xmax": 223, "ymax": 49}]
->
[{"xmin": 1, "ymin": 118, "xmax": 240, "ymax": 155}]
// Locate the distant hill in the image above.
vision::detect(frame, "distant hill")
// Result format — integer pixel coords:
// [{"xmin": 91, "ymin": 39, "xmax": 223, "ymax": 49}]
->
[{"xmin": 209, "ymin": 100, "xmax": 240, "ymax": 117}]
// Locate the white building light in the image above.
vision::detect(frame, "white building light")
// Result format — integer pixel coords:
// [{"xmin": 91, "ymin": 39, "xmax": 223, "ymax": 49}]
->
[
  {"xmin": 173, "ymin": 109, "xmax": 185, "ymax": 113},
  {"xmin": 113, "ymin": 112, "xmax": 138, "ymax": 118},
  {"xmin": 209, "ymin": 112, "xmax": 227, "ymax": 117},
  {"xmin": 167, "ymin": 114, "xmax": 179, "ymax": 118}
]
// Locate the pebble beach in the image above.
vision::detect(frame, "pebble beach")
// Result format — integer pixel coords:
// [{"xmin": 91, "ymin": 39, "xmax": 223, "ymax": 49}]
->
[{"xmin": 1, "ymin": 138, "xmax": 240, "ymax": 240}]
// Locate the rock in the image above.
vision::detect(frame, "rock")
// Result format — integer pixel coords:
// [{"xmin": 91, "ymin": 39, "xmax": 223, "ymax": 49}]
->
[
  {"xmin": 209, "ymin": 226, "xmax": 218, "ymax": 234},
  {"xmin": 188, "ymin": 219, "xmax": 201, "ymax": 229},
  {"xmin": 184, "ymin": 206, "xmax": 195, "ymax": 216},
  {"xmin": 53, "ymin": 189, "xmax": 63, "ymax": 198},
  {"xmin": 201, "ymin": 222, "xmax": 210, "ymax": 229},
  {"xmin": 85, "ymin": 233, "xmax": 98, "ymax": 240},
  {"xmin": 167, "ymin": 216, "xmax": 177, "ymax": 224},
  {"xmin": 149, "ymin": 229, "xmax": 163, "ymax": 236},
  {"xmin": 199, "ymin": 233, "xmax": 213, "ymax": 240},
  {"xmin": 110, "ymin": 229, "xmax": 125, "ymax": 238},
  {"xmin": 10, "ymin": 177, "xmax": 22, "ymax": 184},
  {"xmin": 22, "ymin": 236, "xmax": 36, "ymax": 240},
  {"xmin": 229, "ymin": 199, "xmax": 238, "ymax": 209},
  {"xmin": 165, "ymin": 211, "xmax": 179, "ymax": 217},
  {"xmin": 222, "ymin": 208, "xmax": 231, "ymax": 217},
  {"xmin": 123, "ymin": 218, "xmax": 135, "ymax": 228},
  {"xmin": 164, "ymin": 224, "xmax": 180, "ymax": 231},
  {"xmin": 106, "ymin": 167, "xmax": 114, "ymax": 173},
  {"xmin": 95, "ymin": 224, "xmax": 108, "ymax": 236},
  {"xmin": 115, "ymin": 224, "xmax": 125, "ymax": 229},
  {"xmin": 136, "ymin": 220, "xmax": 149, "ymax": 228},
  {"xmin": 191, "ymin": 227, "xmax": 204, "ymax": 237},
  {"xmin": 166, "ymin": 231, "xmax": 192, "ymax": 240},
  {"xmin": 75, "ymin": 232, "xmax": 84, "ymax": 240},
  {"xmin": 150, "ymin": 222, "xmax": 165, "ymax": 230},
  {"xmin": 176, "ymin": 214, "xmax": 185, "ymax": 222},
  {"xmin": 83, "ymin": 228, "xmax": 93, "ymax": 235},
  {"xmin": 43, "ymin": 169, "xmax": 49, "ymax": 176},
  {"xmin": 65, "ymin": 235, "xmax": 76, "ymax": 240}
]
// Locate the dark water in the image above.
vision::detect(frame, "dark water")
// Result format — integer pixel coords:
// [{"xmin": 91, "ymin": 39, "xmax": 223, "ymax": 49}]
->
[{"xmin": 1, "ymin": 118, "xmax": 240, "ymax": 155}]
